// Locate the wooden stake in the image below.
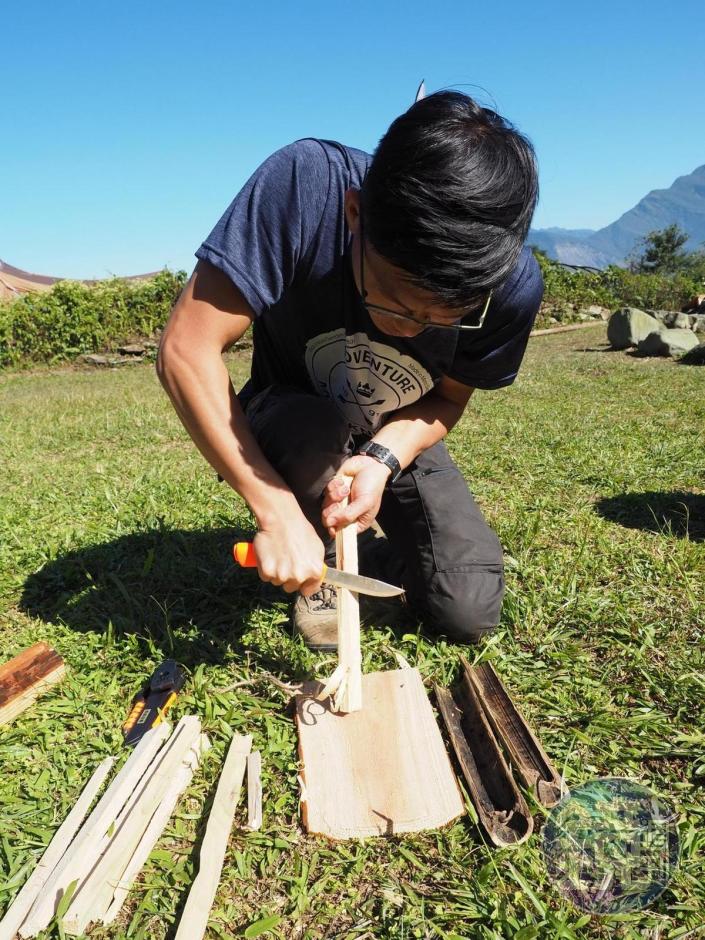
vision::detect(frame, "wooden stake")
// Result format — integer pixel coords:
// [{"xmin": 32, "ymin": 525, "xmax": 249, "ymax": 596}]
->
[
  {"xmin": 317, "ymin": 476, "xmax": 362, "ymax": 713},
  {"xmin": 246, "ymin": 750, "xmax": 262, "ymax": 831},
  {"xmin": 20, "ymin": 723, "xmax": 171, "ymax": 938},
  {"xmin": 61, "ymin": 717, "xmax": 203, "ymax": 936},
  {"xmin": 174, "ymin": 733, "xmax": 252, "ymax": 940},
  {"xmin": 0, "ymin": 758, "xmax": 114, "ymax": 940},
  {"xmin": 101, "ymin": 732, "xmax": 210, "ymax": 926}
]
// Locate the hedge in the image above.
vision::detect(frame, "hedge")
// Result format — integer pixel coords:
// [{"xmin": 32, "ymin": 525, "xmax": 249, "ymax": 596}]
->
[{"xmin": 0, "ymin": 270, "xmax": 186, "ymax": 367}]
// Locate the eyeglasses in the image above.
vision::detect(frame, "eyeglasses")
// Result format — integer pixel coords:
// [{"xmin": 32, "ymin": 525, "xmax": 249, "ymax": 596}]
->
[{"xmin": 357, "ymin": 216, "xmax": 492, "ymax": 332}]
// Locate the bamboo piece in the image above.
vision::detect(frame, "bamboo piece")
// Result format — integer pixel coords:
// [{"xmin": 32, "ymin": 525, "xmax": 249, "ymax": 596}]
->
[
  {"xmin": 434, "ymin": 672, "xmax": 533, "ymax": 848},
  {"xmin": 317, "ymin": 476, "xmax": 362, "ymax": 713},
  {"xmin": 20, "ymin": 723, "xmax": 171, "ymax": 938},
  {"xmin": 173, "ymin": 733, "xmax": 252, "ymax": 940},
  {"xmin": 297, "ymin": 669, "xmax": 465, "ymax": 839},
  {"xmin": 246, "ymin": 751, "xmax": 262, "ymax": 831},
  {"xmin": 466, "ymin": 660, "xmax": 566, "ymax": 807},
  {"xmin": 62, "ymin": 717, "xmax": 203, "ymax": 936},
  {"xmin": 101, "ymin": 732, "xmax": 210, "ymax": 926},
  {"xmin": 0, "ymin": 758, "xmax": 114, "ymax": 940},
  {"xmin": 0, "ymin": 643, "xmax": 65, "ymax": 725}
]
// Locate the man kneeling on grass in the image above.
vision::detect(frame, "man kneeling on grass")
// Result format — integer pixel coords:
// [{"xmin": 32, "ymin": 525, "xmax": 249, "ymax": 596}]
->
[{"xmin": 157, "ymin": 90, "xmax": 543, "ymax": 651}]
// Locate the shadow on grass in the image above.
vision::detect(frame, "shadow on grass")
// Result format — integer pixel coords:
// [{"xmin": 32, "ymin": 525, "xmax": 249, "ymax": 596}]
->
[
  {"xmin": 18, "ymin": 525, "xmax": 306, "ymax": 669},
  {"xmin": 595, "ymin": 491, "xmax": 705, "ymax": 542}
]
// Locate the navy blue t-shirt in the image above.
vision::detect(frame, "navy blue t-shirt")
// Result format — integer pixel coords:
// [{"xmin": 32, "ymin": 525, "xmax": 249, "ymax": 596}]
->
[{"xmin": 196, "ymin": 138, "xmax": 544, "ymax": 436}]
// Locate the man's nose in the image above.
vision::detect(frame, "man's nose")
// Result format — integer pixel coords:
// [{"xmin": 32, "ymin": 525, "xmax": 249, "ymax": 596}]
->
[{"xmin": 397, "ymin": 321, "xmax": 425, "ymax": 338}]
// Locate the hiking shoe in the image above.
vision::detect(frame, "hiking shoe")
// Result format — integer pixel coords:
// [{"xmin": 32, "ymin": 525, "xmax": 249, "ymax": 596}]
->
[{"xmin": 293, "ymin": 584, "xmax": 338, "ymax": 651}]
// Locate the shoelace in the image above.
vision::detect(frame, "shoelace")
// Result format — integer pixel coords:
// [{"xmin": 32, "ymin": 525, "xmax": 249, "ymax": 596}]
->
[{"xmin": 310, "ymin": 584, "xmax": 337, "ymax": 611}]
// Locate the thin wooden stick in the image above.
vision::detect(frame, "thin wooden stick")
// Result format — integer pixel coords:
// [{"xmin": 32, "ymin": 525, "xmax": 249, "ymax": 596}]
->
[
  {"xmin": 530, "ymin": 321, "xmax": 602, "ymax": 337},
  {"xmin": 317, "ymin": 475, "xmax": 362, "ymax": 713},
  {"xmin": 333, "ymin": 503, "xmax": 362, "ymax": 712},
  {"xmin": 0, "ymin": 758, "xmax": 114, "ymax": 940},
  {"xmin": 20, "ymin": 723, "xmax": 171, "ymax": 938},
  {"xmin": 246, "ymin": 751, "xmax": 262, "ymax": 831},
  {"xmin": 173, "ymin": 734, "xmax": 252, "ymax": 940},
  {"xmin": 100, "ymin": 733, "xmax": 210, "ymax": 926},
  {"xmin": 62, "ymin": 717, "xmax": 203, "ymax": 936}
]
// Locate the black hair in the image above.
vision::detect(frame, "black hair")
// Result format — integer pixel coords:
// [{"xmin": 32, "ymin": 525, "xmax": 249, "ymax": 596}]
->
[{"xmin": 361, "ymin": 90, "xmax": 538, "ymax": 309}]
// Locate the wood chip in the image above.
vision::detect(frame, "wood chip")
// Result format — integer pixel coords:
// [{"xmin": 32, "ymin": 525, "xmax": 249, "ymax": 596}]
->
[{"xmin": 246, "ymin": 750, "xmax": 262, "ymax": 831}]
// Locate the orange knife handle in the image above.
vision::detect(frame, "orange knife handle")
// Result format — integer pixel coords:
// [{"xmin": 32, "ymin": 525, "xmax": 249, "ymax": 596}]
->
[
  {"xmin": 234, "ymin": 542, "xmax": 328, "ymax": 581},
  {"xmin": 233, "ymin": 542, "xmax": 258, "ymax": 567}
]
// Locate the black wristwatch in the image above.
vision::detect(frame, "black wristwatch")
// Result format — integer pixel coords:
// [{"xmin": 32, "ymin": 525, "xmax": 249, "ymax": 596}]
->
[{"xmin": 356, "ymin": 441, "xmax": 402, "ymax": 484}]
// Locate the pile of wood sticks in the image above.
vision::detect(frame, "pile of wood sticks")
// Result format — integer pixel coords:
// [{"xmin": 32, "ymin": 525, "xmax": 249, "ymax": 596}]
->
[{"xmin": 0, "ymin": 718, "xmax": 262, "ymax": 940}]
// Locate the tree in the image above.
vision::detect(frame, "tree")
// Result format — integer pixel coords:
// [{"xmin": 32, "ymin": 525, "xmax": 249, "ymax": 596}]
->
[{"xmin": 629, "ymin": 224, "xmax": 690, "ymax": 274}]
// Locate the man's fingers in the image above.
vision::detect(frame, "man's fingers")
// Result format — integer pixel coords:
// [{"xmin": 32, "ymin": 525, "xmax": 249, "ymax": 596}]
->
[{"xmin": 327, "ymin": 496, "xmax": 374, "ymax": 530}]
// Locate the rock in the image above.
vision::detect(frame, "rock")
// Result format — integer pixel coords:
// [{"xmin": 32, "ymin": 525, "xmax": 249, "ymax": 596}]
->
[
  {"xmin": 607, "ymin": 307, "xmax": 662, "ymax": 349},
  {"xmin": 637, "ymin": 329, "xmax": 699, "ymax": 357},
  {"xmin": 117, "ymin": 344, "xmax": 145, "ymax": 356},
  {"xmin": 586, "ymin": 304, "xmax": 610, "ymax": 320},
  {"xmin": 673, "ymin": 312, "xmax": 692, "ymax": 329},
  {"xmin": 680, "ymin": 343, "xmax": 705, "ymax": 365},
  {"xmin": 81, "ymin": 354, "xmax": 109, "ymax": 366},
  {"xmin": 650, "ymin": 310, "xmax": 690, "ymax": 328},
  {"xmin": 693, "ymin": 315, "xmax": 705, "ymax": 334}
]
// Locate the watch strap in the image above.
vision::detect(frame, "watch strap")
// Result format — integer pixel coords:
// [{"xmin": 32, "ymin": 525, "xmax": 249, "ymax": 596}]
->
[{"xmin": 356, "ymin": 441, "xmax": 402, "ymax": 484}]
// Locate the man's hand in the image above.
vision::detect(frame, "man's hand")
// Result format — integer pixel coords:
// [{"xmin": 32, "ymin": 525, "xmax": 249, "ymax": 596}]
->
[
  {"xmin": 253, "ymin": 513, "xmax": 326, "ymax": 596},
  {"xmin": 321, "ymin": 456, "xmax": 392, "ymax": 536}
]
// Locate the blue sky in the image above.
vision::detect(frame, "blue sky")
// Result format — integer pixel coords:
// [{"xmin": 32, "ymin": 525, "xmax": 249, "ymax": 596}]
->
[{"xmin": 3, "ymin": 0, "xmax": 704, "ymax": 278}]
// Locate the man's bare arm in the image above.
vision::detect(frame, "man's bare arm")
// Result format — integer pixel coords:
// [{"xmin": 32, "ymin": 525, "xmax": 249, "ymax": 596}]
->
[
  {"xmin": 156, "ymin": 260, "xmax": 325, "ymax": 593},
  {"xmin": 372, "ymin": 375, "xmax": 474, "ymax": 467}
]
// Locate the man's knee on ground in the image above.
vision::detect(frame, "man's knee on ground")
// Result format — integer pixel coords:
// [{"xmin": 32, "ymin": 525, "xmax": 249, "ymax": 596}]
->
[{"xmin": 412, "ymin": 569, "xmax": 504, "ymax": 643}]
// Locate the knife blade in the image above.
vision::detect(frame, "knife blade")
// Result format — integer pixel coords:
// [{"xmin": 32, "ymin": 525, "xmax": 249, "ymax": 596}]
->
[{"xmin": 232, "ymin": 542, "xmax": 404, "ymax": 597}]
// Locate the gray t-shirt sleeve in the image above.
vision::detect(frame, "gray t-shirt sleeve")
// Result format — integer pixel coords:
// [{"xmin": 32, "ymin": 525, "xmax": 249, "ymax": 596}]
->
[
  {"xmin": 445, "ymin": 249, "xmax": 544, "ymax": 389},
  {"xmin": 195, "ymin": 139, "xmax": 331, "ymax": 315}
]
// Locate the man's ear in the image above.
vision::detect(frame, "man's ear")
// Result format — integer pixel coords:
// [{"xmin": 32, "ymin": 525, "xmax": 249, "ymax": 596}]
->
[{"xmin": 344, "ymin": 189, "xmax": 361, "ymax": 235}]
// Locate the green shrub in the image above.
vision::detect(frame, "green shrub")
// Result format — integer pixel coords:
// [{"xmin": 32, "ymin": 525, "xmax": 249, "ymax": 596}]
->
[
  {"xmin": 0, "ymin": 270, "xmax": 186, "ymax": 367},
  {"xmin": 533, "ymin": 249, "xmax": 703, "ymax": 324}
]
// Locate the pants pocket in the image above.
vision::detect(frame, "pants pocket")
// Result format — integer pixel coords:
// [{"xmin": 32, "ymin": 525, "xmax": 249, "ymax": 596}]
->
[{"xmin": 413, "ymin": 465, "xmax": 503, "ymax": 573}]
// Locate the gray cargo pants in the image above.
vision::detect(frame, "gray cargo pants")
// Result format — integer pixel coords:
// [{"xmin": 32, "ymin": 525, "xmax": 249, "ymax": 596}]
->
[{"xmin": 244, "ymin": 385, "xmax": 504, "ymax": 642}]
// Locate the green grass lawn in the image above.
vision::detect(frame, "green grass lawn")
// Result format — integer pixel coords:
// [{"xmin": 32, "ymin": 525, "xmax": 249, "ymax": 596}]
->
[{"xmin": 1, "ymin": 325, "xmax": 703, "ymax": 939}]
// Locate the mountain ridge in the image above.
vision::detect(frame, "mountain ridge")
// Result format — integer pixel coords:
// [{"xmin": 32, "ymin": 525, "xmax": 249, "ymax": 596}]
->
[{"xmin": 530, "ymin": 164, "xmax": 705, "ymax": 268}]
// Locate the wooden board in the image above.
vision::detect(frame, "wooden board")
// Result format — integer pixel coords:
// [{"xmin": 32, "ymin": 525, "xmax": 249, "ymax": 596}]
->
[
  {"xmin": 0, "ymin": 643, "xmax": 65, "ymax": 725},
  {"xmin": 296, "ymin": 668, "xmax": 464, "ymax": 839}
]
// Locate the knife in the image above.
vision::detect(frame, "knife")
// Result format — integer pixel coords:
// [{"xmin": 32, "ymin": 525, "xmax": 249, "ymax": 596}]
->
[{"xmin": 232, "ymin": 542, "xmax": 404, "ymax": 597}]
